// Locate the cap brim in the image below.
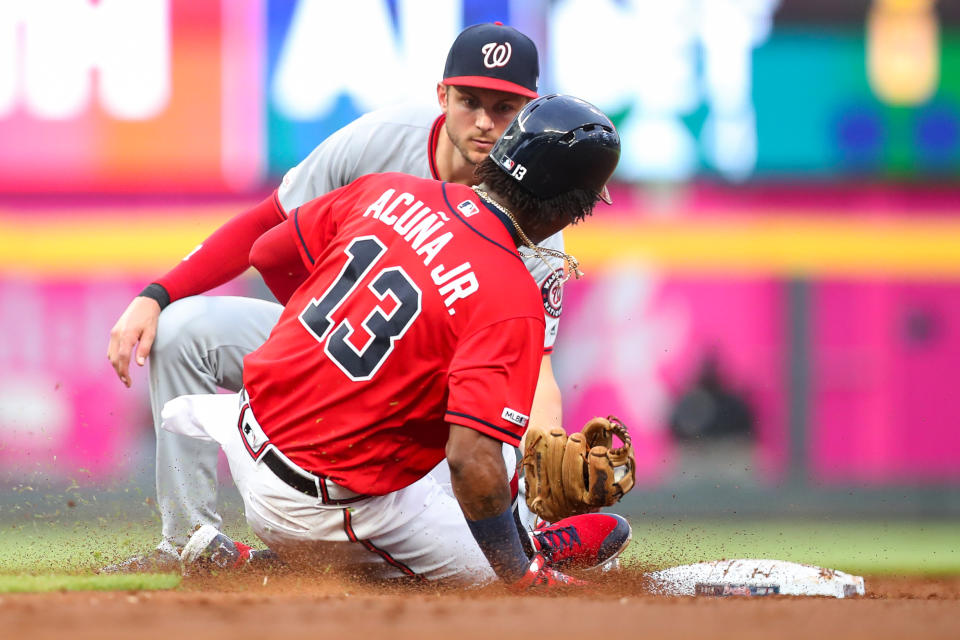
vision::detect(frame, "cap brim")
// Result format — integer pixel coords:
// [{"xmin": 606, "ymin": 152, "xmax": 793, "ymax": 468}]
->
[
  {"xmin": 599, "ymin": 184, "xmax": 613, "ymax": 205},
  {"xmin": 442, "ymin": 76, "xmax": 538, "ymax": 99}
]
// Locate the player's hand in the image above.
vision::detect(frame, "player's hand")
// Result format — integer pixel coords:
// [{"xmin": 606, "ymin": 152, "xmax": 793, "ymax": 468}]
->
[
  {"xmin": 508, "ymin": 554, "xmax": 588, "ymax": 592},
  {"xmin": 107, "ymin": 296, "xmax": 161, "ymax": 388}
]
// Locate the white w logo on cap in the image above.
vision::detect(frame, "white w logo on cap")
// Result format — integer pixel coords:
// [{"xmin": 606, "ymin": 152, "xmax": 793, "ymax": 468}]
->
[{"xmin": 481, "ymin": 42, "xmax": 512, "ymax": 68}]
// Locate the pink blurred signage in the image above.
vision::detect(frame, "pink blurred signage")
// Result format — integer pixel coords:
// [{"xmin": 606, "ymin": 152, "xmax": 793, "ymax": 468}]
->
[
  {"xmin": 810, "ymin": 281, "xmax": 960, "ymax": 483},
  {"xmin": 0, "ymin": 278, "xmax": 245, "ymax": 483},
  {"xmin": 553, "ymin": 272, "xmax": 788, "ymax": 485}
]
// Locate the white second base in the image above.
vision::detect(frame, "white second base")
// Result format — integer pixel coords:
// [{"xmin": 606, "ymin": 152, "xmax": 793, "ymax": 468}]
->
[{"xmin": 646, "ymin": 558, "xmax": 866, "ymax": 598}]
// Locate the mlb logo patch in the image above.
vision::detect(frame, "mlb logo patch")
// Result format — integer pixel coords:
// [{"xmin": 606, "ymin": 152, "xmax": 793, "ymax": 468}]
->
[
  {"xmin": 501, "ymin": 155, "xmax": 515, "ymax": 170},
  {"xmin": 238, "ymin": 404, "xmax": 270, "ymax": 460},
  {"xmin": 457, "ymin": 199, "xmax": 480, "ymax": 217},
  {"xmin": 501, "ymin": 407, "xmax": 529, "ymax": 428}
]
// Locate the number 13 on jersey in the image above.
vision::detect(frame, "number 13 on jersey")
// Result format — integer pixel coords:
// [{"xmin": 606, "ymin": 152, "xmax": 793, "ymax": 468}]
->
[{"xmin": 299, "ymin": 236, "xmax": 422, "ymax": 381}]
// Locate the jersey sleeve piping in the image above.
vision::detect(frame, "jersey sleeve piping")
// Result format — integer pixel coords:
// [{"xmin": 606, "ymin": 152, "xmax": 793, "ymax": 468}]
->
[
  {"xmin": 445, "ymin": 411, "xmax": 522, "ymax": 447},
  {"xmin": 272, "ymin": 190, "xmax": 288, "ymax": 219},
  {"xmin": 292, "ymin": 207, "xmax": 315, "ymax": 265}
]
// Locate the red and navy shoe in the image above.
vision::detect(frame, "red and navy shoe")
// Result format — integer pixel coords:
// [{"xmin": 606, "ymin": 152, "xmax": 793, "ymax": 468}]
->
[
  {"xmin": 531, "ymin": 513, "xmax": 632, "ymax": 572},
  {"xmin": 180, "ymin": 524, "xmax": 279, "ymax": 574}
]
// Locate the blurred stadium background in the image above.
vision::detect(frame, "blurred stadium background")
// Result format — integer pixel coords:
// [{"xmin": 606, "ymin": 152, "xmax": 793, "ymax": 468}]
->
[{"xmin": 1, "ymin": 0, "xmax": 959, "ymax": 573}]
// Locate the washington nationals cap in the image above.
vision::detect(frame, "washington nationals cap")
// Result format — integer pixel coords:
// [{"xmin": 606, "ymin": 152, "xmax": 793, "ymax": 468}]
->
[{"xmin": 442, "ymin": 22, "xmax": 539, "ymax": 99}]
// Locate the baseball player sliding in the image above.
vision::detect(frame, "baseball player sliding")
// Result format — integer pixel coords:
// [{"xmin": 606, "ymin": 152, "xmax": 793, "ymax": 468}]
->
[
  {"xmin": 163, "ymin": 93, "xmax": 623, "ymax": 588},
  {"xmin": 106, "ymin": 24, "xmax": 576, "ymax": 572}
]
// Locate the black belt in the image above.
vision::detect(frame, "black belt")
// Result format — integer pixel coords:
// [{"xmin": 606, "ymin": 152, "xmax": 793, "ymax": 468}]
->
[
  {"xmin": 261, "ymin": 448, "xmax": 367, "ymax": 505},
  {"xmin": 262, "ymin": 449, "xmax": 320, "ymax": 497}
]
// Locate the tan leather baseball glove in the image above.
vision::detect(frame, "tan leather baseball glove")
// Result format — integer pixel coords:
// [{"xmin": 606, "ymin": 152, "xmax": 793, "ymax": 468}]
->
[{"xmin": 521, "ymin": 416, "xmax": 636, "ymax": 523}]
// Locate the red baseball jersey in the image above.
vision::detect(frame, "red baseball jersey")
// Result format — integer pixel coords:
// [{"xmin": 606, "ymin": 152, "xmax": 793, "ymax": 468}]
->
[{"xmin": 243, "ymin": 172, "xmax": 545, "ymax": 495}]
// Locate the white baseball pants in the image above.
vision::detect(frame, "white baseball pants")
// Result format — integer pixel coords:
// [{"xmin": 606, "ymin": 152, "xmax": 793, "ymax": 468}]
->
[{"xmin": 162, "ymin": 392, "xmax": 516, "ymax": 585}]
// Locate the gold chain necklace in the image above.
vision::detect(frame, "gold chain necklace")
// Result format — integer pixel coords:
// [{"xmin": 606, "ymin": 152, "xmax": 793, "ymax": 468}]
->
[{"xmin": 471, "ymin": 186, "xmax": 583, "ymax": 283}]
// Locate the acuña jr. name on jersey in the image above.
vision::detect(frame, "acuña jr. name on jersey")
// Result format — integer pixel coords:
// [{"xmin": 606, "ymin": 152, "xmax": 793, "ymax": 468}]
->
[{"xmin": 362, "ymin": 188, "xmax": 478, "ymax": 314}]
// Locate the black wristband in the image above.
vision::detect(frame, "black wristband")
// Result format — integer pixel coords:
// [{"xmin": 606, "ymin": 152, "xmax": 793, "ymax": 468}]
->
[
  {"xmin": 139, "ymin": 283, "xmax": 171, "ymax": 310},
  {"xmin": 466, "ymin": 507, "xmax": 532, "ymax": 583}
]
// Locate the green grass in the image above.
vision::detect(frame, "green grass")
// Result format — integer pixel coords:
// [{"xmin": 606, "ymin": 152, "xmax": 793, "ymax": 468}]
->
[
  {"xmin": 622, "ymin": 519, "xmax": 960, "ymax": 576},
  {"xmin": 0, "ymin": 512, "xmax": 257, "ymax": 592},
  {"xmin": 1, "ymin": 520, "xmax": 163, "ymax": 573},
  {"xmin": 0, "ymin": 519, "xmax": 181, "ymax": 593},
  {"xmin": 1, "ymin": 516, "xmax": 957, "ymax": 593},
  {"xmin": 0, "ymin": 574, "xmax": 180, "ymax": 593}
]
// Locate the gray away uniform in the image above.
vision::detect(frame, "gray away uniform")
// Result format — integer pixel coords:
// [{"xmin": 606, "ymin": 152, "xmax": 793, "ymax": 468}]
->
[{"xmin": 150, "ymin": 103, "xmax": 564, "ymax": 553}]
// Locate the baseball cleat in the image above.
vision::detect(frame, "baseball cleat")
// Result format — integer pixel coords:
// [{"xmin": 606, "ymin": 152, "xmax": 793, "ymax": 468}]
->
[
  {"xmin": 99, "ymin": 548, "xmax": 181, "ymax": 574},
  {"xmin": 181, "ymin": 524, "xmax": 279, "ymax": 574},
  {"xmin": 531, "ymin": 513, "xmax": 632, "ymax": 572}
]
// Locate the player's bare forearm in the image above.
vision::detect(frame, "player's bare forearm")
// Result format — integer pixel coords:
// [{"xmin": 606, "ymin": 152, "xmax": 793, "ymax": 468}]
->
[
  {"xmin": 447, "ymin": 423, "xmax": 532, "ymax": 583},
  {"xmin": 107, "ymin": 296, "xmax": 161, "ymax": 388},
  {"xmin": 521, "ymin": 354, "xmax": 562, "ymax": 451},
  {"xmin": 446, "ymin": 425, "xmax": 512, "ymax": 520}
]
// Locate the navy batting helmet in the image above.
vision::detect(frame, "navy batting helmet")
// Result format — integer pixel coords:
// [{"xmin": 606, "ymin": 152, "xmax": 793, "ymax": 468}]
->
[{"xmin": 491, "ymin": 94, "xmax": 620, "ymax": 204}]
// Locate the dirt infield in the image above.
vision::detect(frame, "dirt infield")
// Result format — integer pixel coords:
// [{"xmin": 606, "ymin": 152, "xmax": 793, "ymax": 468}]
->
[{"xmin": 2, "ymin": 573, "xmax": 958, "ymax": 640}]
